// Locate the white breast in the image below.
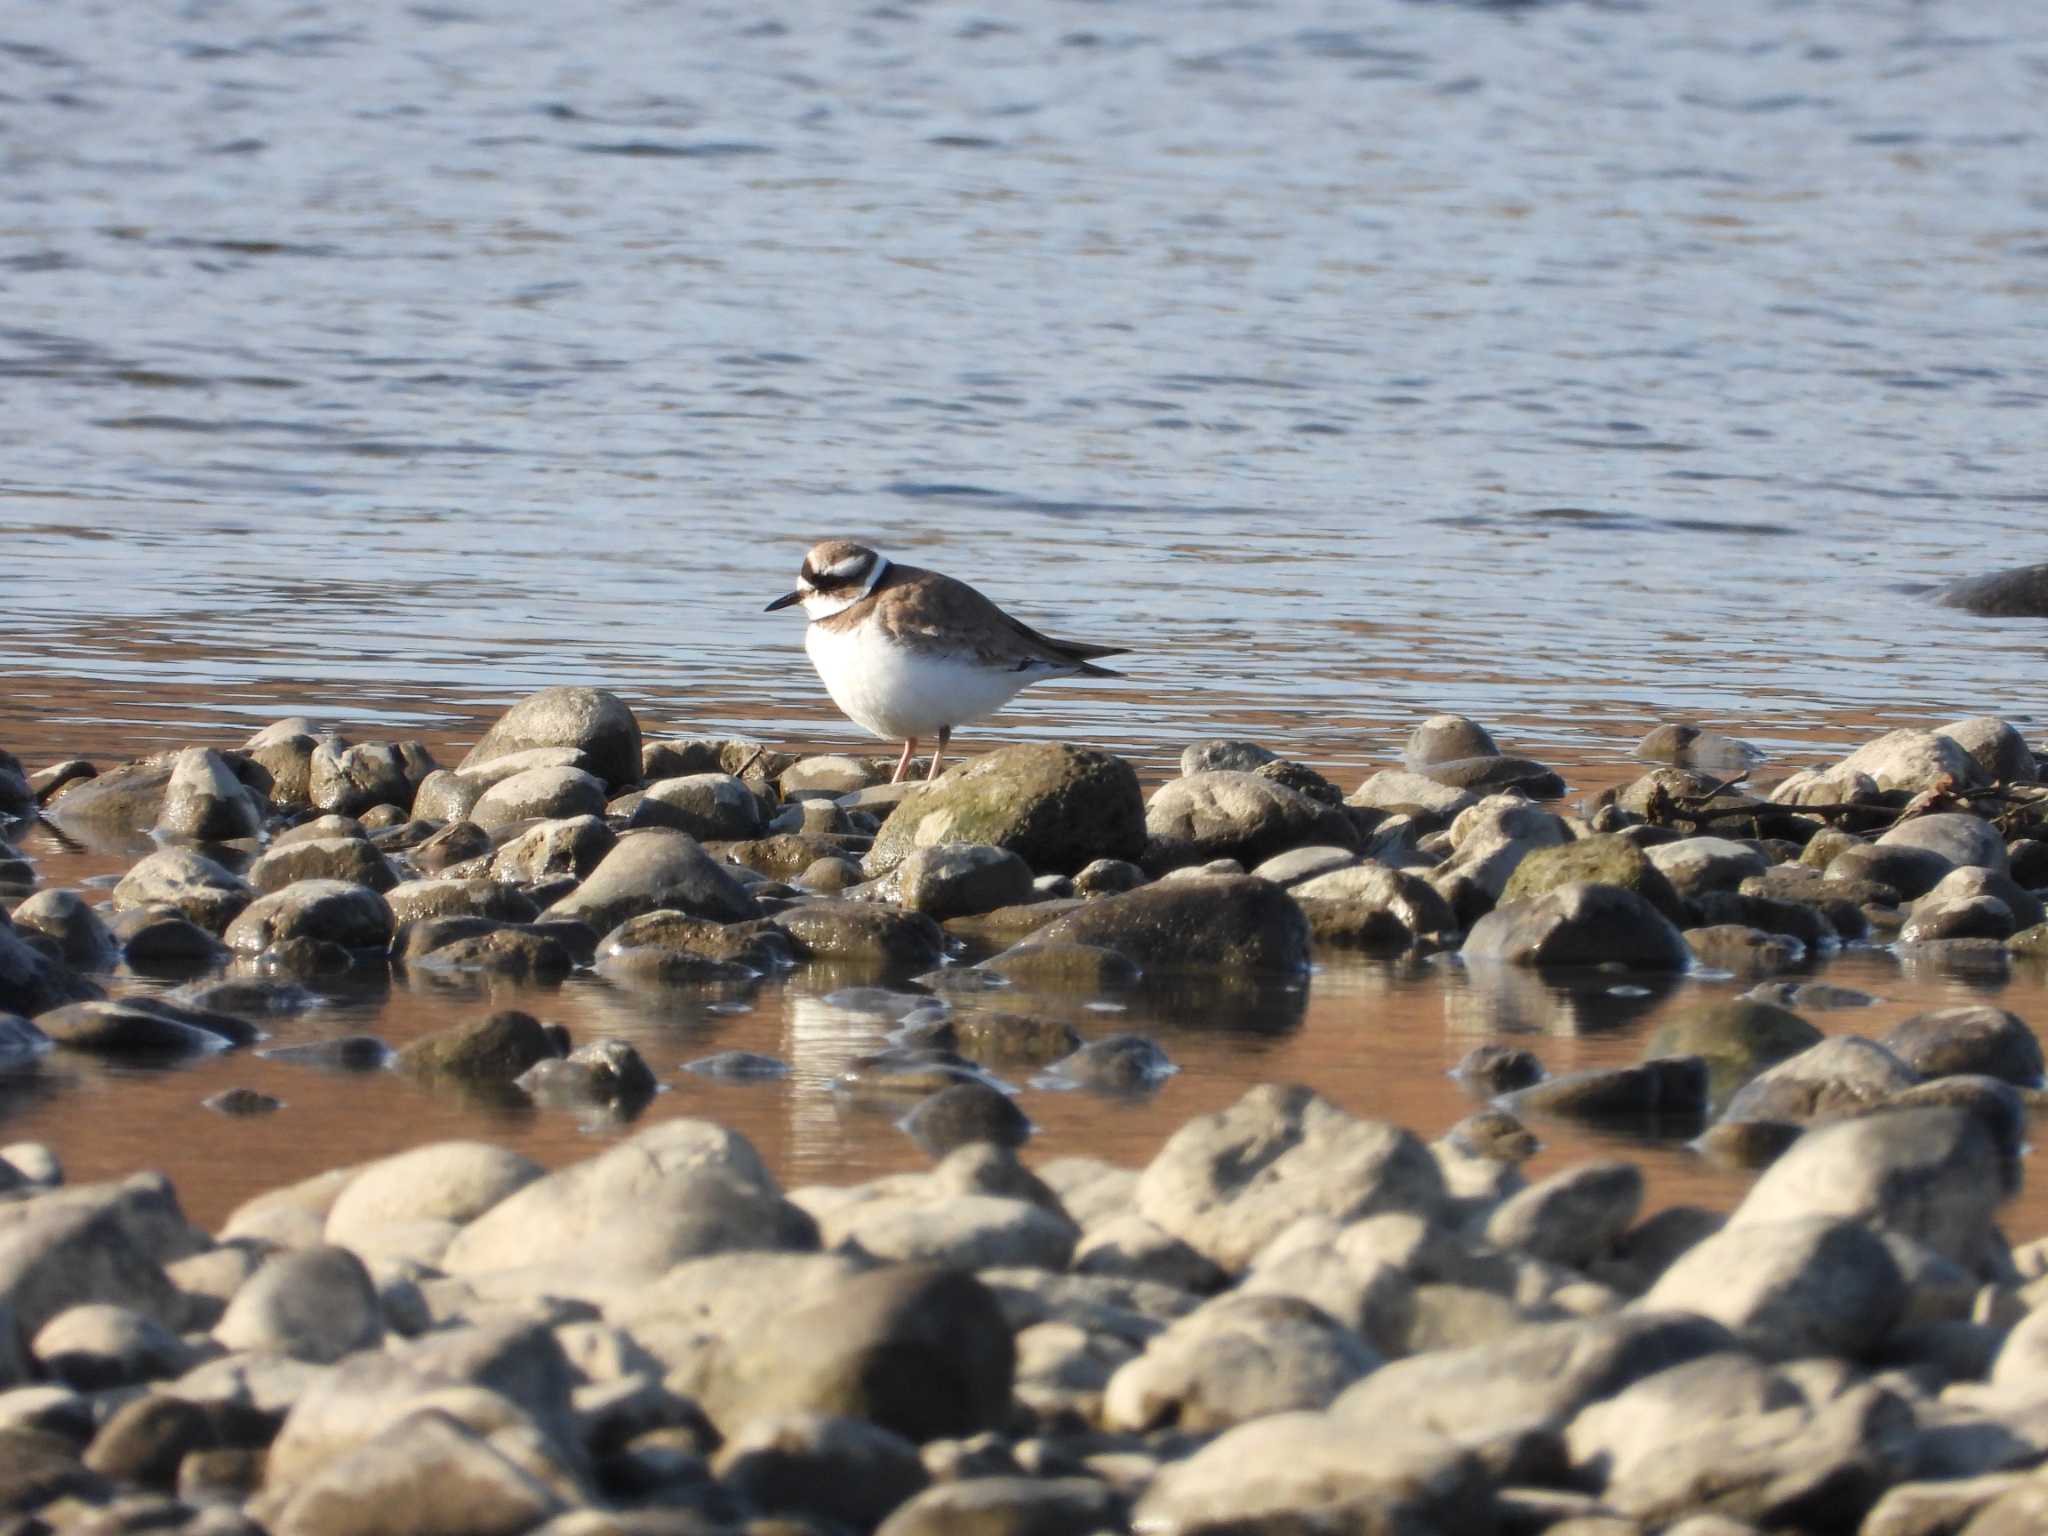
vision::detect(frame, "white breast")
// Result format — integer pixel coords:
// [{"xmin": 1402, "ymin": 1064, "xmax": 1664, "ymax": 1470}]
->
[{"xmin": 805, "ymin": 620, "xmax": 1055, "ymax": 741}]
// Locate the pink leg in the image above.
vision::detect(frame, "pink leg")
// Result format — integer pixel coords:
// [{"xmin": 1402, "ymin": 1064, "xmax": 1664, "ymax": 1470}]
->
[
  {"xmin": 925, "ymin": 727, "xmax": 951, "ymax": 782},
  {"xmin": 891, "ymin": 738, "xmax": 919, "ymax": 784}
]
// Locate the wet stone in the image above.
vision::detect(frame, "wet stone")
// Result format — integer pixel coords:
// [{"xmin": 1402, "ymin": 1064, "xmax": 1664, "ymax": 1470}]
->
[
  {"xmin": 411, "ymin": 818, "xmax": 493, "ymax": 873},
  {"xmin": 1443, "ymin": 1105, "xmax": 1540, "ymax": 1162},
  {"xmin": 1026, "ymin": 875, "xmax": 1309, "ymax": 974},
  {"xmin": 1635, "ymin": 723, "xmax": 1765, "ymax": 777},
  {"xmin": 1250, "ymin": 759, "xmax": 1343, "ymax": 808},
  {"xmin": 1464, "ymin": 881, "xmax": 1692, "ymax": 970},
  {"xmin": 1827, "ymin": 840, "xmax": 1955, "ymax": 901},
  {"xmin": 414, "ymin": 927, "xmax": 575, "ymax": 981},
  {"xmin": 947, "ymin": 1012, "xmax": 1082, "ymax": 1066},
  {"xmin": 1456, "ymin": 1044, "xmax": 1544, "ymax": 1092},
  {"xmin": 544, "ymin": 828, "xmax": 757, "ymax": 931},
  {"xmin": 411, "ymin": 768, "xmax": 483, "ymax": 825},
  {"xmin": 516, "ymin": 1038, "xmax": 658, "ymax": 1111},
  {"xmin": 391, "ymin": 913, "xmax": 505, "ymax": 962},
  {"xmin": 203, "ymin": 1088, "xmax": 283, "ymax": 1115},
  {"xmin": 1684, "ymin": 923, "xmax": 1805, "ymax": 979},
  {"xmin": 489, "ymin": 813, "xmax": 617, "ymax": 883},
  {"xmin": 1297, "ymin": 860, "xmax": 1458, "ymax": 941},
  {"xmin": 1902, "ymin": 893, "xmax": 2016, "ymax": 943},
  {"xmin": 104, "ymin": 906, "xmax": 224, "ymax": 969},
  {"xmin": 247, "ymin": 835, "xmax": 398, "ymax": 895},
  {"xmin": 631, "ymin": 773, "xmax": 765, "ymax": 841},
  {"xmin": 1039, "ymin": 1033, "xmax": 1175, "ymax": 1093},
  {"xmin": 1142, "ymin": 770, "xmax": 1358, "ymax": 876},
  {"xmin": 600, "ymin": 908, "xmax": 792, "ymax": 969},
  {"xmin": 154, "ymin": 747, "xmax": 263, "ymax": 842},
  {"xmin": 43, "ymin": 754, "xmax": 176, "ymax": 835},
  {"xmin": 1742, "ymin": 980, "xmax": 1878, "ymax": 1011},
  {"xmin": 224, "ymin": 879, "xmax": 394, "ymax": 955},
  {"xmin": 902, "ymin": 1081, "xmax": 1034, "ymax": 1156},
  {"xmin": 8, "ymin": 891, "xmax": 118, "ymax": 970},
  {"xmin": 1882, "ymin": 1006, "xmax": 2044, "ymax": 1086},
  {"xmin": 36, "ymin": 998, "xmax": 248, "ymax": 1056},
  {"xmin": 1723, "ymin": 1037, "xmax": 1921, "ymax": 1124},
  {"xmin": 1505, "ymin": 1056, "xmax": 1710, "ymax": 1123},
  {"xmin": 385, "ymin": 877, "xmax": 539, "ymax": 926},
  {"xmin": 898, "ymin": 842, "xmax": 1036, "ymax": 919},
  {"xmin": 1072, "ymin": 857, "xmax": 1147, "ymax": 896},
  {"xmin": 1421, "ymin": 753, "xmax": 1568, "ymax": 799},
  {"xmin": 396, "ymin": 1008, "xmax": 562, "ymax": 1084},
  {"xmin": 775, "ymin": 901, "xmax": 946, "ymax": 966},
  {"xmin": 111, "ymin": 848, "xmax": 253, "ymax": 933},
  {"xmin": 25, "ymin": 759, "xmax": 94, "ymax": 808},
  {"xmin": 1406, "ymin": 713, "xmax": 1501, "ymax": 767},
  {"xmin": 1, "ymin": 761, "xmax": 43, "ymax": 822},
  {"xmin": 309, "ymin": 740, "xmax": 426, "ymax": 817},
  {"xmin": 1928, "ymin": 865, "xmax": 2045, "ymax": 929},
  {"xmin": 469, "ymin": 763, "xmax": 609, "ymax": 832}
]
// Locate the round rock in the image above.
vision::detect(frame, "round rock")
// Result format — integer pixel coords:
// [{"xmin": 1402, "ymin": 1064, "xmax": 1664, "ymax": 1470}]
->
[
  {"xmin": 460, "ymin": 685, "xmax": 643, "ymax": 790},
  {"xmin": 224, "ymin": 879, "xmax": 394, "ymax": 955},
  {"xmin": 214, "ymin": 1245, "xmax": 384, "ymax": 1363}
]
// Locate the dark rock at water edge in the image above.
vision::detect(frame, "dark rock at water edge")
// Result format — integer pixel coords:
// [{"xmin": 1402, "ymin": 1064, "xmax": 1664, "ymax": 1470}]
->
[
  {"xmin": 1940, "ymin": 560, "xmax": 2048, "ymax": 618},
  {"xmin": 902, "ymin": 1081, "xmax": 1033, "ymax": 1156},
  {"xmin": 0, "ymin": 922, "xmax": 100, "ymax": 1017},
  {"xmin": 1026, "ymin": 875, "xmax": 1311, "ymax": 974},
  {"xmin": 396, "ymin": 1008, "xmax": 562, "ymax": 1084},
  {"xmin": 1463, "ymin": 881, "xmax": 1692, "ymax": 970}
]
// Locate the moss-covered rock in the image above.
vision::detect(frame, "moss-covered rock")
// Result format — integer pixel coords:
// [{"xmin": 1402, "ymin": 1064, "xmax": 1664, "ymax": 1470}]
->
[
  {"xmin": 1500, "ymin": 834, "xmax": 1686, "ymax": 927},
  {"xmin": 866, "ymin": 744, "xmax": 1143, "ymax": 878}
]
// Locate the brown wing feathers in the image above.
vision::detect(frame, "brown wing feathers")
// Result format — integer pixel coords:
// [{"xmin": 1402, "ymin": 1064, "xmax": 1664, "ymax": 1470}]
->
[{"xmin": 827, "ymin": 563, "xmax": 1123, "ymax": 674}]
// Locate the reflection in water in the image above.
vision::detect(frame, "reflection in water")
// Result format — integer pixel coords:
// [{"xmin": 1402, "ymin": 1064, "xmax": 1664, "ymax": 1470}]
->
[{"xmin": 1448, "ymin": 963, "xmax": 1684, "ymax": 1038}]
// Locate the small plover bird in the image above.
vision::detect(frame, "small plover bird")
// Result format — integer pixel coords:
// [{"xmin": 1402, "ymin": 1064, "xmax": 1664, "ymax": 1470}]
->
[{"xmin": 766, "ymin": 540, "xmax": 1124, "ymax": 782}]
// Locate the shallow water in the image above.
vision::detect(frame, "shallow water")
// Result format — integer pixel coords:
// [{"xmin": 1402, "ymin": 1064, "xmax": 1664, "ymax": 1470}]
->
[{"xmin": 5, "ymin": 0, "xmax": 2048, "ymax": 1230}]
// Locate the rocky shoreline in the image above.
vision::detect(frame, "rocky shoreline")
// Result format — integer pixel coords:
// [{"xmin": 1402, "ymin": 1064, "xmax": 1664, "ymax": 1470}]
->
[{"xmin": 3, "ymin": 690, "xmax": 2048, "ymax": 1532}]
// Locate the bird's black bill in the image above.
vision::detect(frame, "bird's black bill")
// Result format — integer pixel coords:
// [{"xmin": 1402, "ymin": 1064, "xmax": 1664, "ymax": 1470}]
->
[{"xmin": 764, "ymin": 591, "xmax": 803, "ymax": 612}]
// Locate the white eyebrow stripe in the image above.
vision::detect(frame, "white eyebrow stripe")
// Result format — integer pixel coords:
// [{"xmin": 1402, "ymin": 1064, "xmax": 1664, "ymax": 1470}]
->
[{"xmin": 820, "ymin": 552, "xmax": 869, "ymax": 580}]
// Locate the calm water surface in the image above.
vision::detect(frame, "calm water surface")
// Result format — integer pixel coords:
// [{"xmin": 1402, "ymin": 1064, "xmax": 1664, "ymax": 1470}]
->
[{"xmin": 4, "ymin": 0, "xmax": 2048, "ymax": 1230}]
